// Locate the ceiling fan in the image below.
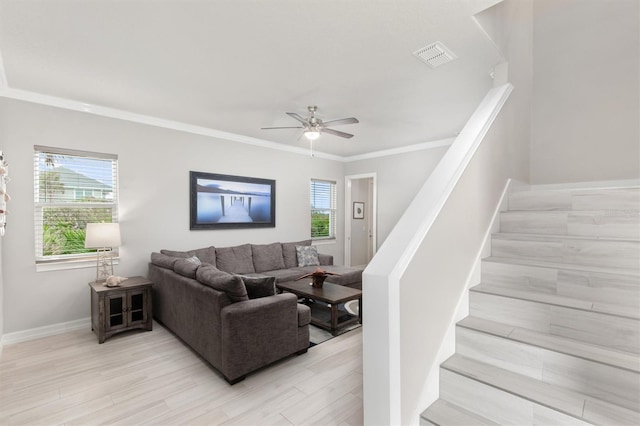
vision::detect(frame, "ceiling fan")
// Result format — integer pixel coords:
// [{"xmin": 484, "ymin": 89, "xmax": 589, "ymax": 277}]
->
[{"xmin": 261, "ymin": 106, "xmax": 359, "ymax": 140}]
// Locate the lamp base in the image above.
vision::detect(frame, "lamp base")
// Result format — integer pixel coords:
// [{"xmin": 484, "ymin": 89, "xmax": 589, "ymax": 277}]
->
[{"xmin": 96, "ymin": 248, "xmax": 114, "ymax": 282}]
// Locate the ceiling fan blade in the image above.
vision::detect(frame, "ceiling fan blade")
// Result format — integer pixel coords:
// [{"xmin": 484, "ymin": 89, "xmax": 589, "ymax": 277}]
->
[
  {"xmin": 261, "ymin": 126, "xmax": 304, "ymax": 130},
  {"xmin": 322, "ymin": 127, "xmax": 354, "ymax": 139},
  {"xmin": 322, "ymin": 117, "xmax": 359, "ymax": 126},
  {"xmin": 286, "ymin": 112, "xmax": 309, "ymax": 125}
]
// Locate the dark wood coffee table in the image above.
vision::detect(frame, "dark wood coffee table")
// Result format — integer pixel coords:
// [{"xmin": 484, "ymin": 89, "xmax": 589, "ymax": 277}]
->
[{"xmin": 277, "ymin": 280, "xmax": 362, "ymax": 336}]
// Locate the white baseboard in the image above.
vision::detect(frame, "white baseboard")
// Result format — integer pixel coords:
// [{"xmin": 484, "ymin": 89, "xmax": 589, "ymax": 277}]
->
[{"xmin": 2, "ymin": 317, "xmax": 90, "ymax": 346}]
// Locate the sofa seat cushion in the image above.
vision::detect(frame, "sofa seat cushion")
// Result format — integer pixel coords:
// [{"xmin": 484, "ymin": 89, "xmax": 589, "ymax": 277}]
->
[
  {"xmin": 197, "ymin": 265, "xmax": 248, "ymax": 303},
  {"xmin": 251, "ymin": 243, "xmax": 285, "ymax": 273},
  {"xmin": 281, "ymin": 240, "xmax": 311, "ymax": 269},
  {"xmin": 298, "ymin": 265, "xmax": 364, "ymax": 287},
  {"xmin": 216, "ymin": 244, "xmax": 255, "ymax": 274},
  {"xmin": 297, "ymin": 304, "xmax": 311, "ymax": 327},
  {"xmin": 235, "ymin": 275, "xmax": 276, "ymax": 299}
]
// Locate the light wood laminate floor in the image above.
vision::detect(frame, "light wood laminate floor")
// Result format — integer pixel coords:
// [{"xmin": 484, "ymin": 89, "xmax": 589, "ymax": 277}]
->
[{"xmin": 0, "ymin": 322, "xmax": 363, "ymax": 425}]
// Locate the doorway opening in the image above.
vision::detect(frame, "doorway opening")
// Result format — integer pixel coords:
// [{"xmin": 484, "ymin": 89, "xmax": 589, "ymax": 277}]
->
[{"xmin": 345, "ymin": 173, "xmax": 377, "ymax": 267}]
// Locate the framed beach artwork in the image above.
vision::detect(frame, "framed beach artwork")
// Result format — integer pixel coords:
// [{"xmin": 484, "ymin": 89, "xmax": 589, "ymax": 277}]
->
[{"xmin": 190, "ymin": 171, "xmax": 276, "ymax": 230}]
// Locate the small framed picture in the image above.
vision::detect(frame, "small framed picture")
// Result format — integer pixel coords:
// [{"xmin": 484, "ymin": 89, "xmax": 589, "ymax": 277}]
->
[{"xmin": 353, "ymin": 202, "xmax": 365, "ymax": 219}]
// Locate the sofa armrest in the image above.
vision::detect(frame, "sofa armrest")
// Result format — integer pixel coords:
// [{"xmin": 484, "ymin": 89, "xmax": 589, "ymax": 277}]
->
[
  {"xmin": 318, "ymin": 253, "xmax": 333, "ymax": 265},
  {"xmin": 220, "ymin": 293, "xmax": 302, "ymax": 381}
]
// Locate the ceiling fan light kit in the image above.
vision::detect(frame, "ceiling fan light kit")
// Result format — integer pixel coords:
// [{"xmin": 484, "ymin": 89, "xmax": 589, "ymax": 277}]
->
[{"xmin": 262, "ymin": 105, "xmax": 359, "ymax": 142}]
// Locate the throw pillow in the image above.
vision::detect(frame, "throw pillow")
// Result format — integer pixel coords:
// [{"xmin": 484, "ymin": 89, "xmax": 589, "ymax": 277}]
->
[
  {"xmin": 251, "ymin": 243, "xmax": 285, "ymax": 273},
  {"xmin": 196, "ymin": 265, "xmax": 248, "ymax": 303},
  {"xmin": 173, "ymin": 256, "xmax": 201, "ymax": 279},
  {"xmin": 296, "ymin": 245, "xmax": 320, "ymax": 267},
  {"xmin": 151, "ymin": 252, "xmax": 181, "ymax": 269},
  {"xmin": 215, "ymin": 244, "xmax": 256, "ymax": 274},
  {"xmin": 282, "ymin": 240, "xmax": 312, "ymax": 268},
  {"xmin": 236, "ymin": 275, "xmax": 276, "ymax": 299}
]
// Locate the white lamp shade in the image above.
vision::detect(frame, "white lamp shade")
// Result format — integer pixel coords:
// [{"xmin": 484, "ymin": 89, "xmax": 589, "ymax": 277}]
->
[{"xmin": 85, "ymin": 223, "xmax": 121, "ymax": 248}]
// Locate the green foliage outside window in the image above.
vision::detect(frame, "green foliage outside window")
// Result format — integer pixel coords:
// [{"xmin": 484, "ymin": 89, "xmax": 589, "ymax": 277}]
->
[
  {"xmin": 43, "ymin": 207, "xmax": 113, "ymax": 256},
  {"xmin": 311, "ymin": 211, "xmax": 330, "ymax": 238}
]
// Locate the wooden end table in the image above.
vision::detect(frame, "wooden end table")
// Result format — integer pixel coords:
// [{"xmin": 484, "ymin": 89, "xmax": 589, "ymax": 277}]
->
[
  {"xmin": 277, "ymin": 280, "xmax": 362, "ymax": 336},
  {"xmin": 89, "ymin": 276, "xmax": 153, "ymax": 343}
]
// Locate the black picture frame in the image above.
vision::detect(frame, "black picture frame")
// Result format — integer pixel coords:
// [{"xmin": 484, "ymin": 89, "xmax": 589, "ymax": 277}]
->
[
  {"xmin": 353, "ymin": 201, "xmax": 365, "ymax": 219},
  {"xmin": 190, "ymin": 171, "xmax": 276, "ymax": 230}
]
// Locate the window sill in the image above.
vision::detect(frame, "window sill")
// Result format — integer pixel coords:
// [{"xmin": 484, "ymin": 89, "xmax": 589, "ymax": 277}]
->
[
  {"xmin": 312, "ymin": 239, "xmax": 336, "ymax": 246},
  {"xmin": 36, "ymin": 257, "xmax": 120, "ymax": 273}
]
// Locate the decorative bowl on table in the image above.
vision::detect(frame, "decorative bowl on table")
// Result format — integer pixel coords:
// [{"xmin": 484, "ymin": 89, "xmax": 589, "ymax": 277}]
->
[{"xmin": 296, "ymin": 267, "xmax": 341, "ymax": 288}]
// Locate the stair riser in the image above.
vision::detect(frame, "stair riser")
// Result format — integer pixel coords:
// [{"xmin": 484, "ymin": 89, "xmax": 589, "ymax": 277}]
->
[
  {"xmin": 491, "ymin": 236, "xmax": 640, "ymax": 271},
  {"xmin": 481, "ymin": 261, "xmax": 640, "ymax": 309},
  {"xmin": 456, "ymin": 327, "xmax": 640, "ymax": 411},
  {"xmin": 439, "ymin": 369, "xmax": 591, "ymax": 425},
  {"xmin": 508, "ymin": 188, "xmax": 640, "ymax": 212},
  {"xmin": 500, "ymin": 211, "xmax": 640, "ymax": 240},
  {"xmin": 469, "ymin": 292, "xmax": 640, "ymax": 354}
]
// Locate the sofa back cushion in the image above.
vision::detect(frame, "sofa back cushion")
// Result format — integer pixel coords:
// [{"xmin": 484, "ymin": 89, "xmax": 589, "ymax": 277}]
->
[
  {"xmin": 173, "ymin": 256, "xmax": 202, "ymax": 279},
  {"xmin": 282, "ymin": 239, "xmax": 311, "ymax": 268},
  {"xmin": 151, "ymin": 252, "xmax": 181, "ymax": 269},
  {"xmin": 160, "ymin": 249, "xmax": 193, "ymax": 258},
  {"xmin": 161, "ymin": 246, "xmax": 216, "ymax": 266},
  {"xmin": 193, "ymin": 246, "xmax": 216, "ymax": 266},
  {"xmin": 196, "ymin": 265, "xmax": 248, "ymax": 303},
  {"xmin": 251, "ymin": 243, "xmax": 285, "ymax": 273},
  {"xmin": 215, "ymin": 244, "xmax": 255, "ymax": 274}
]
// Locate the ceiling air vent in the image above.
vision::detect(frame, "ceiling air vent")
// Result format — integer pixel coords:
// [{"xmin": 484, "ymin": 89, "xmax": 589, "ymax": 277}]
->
[{"xmin": 413, "ymin": 41, "xmax": 458, "ymax": 68}]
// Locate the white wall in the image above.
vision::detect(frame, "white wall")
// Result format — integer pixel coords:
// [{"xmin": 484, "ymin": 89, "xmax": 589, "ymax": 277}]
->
[
  {"xmin": 530, "ymin": 0, "xmax": 640, "ymax": 183},
  {"xmin": 345, "ymin": 145, "xmax": 450, "ymax": 248},
  {"xmin": 0, "ymin": 97, "xmax": 345, "ymax": 334}
]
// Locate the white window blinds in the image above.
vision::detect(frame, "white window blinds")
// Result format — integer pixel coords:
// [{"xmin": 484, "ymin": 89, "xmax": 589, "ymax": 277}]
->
[
  {"xmin": 34, "ymin": 146, "xmax": 118, "ymax": 263},
  {"xmin": 310, "ymin": 179, "xmax": 337, "ymax": 239}
]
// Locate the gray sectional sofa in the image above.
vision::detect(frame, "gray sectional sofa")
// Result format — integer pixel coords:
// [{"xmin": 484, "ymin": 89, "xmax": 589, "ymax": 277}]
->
[{"xmin": 148, "ymin": 239, "xmax": 363, "ymax": 383}]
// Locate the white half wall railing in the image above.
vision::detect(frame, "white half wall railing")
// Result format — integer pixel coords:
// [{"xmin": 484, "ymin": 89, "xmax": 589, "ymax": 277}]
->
[{"xmin": 362, "ymin": 83, "xmax": 514, "ymax": 425}]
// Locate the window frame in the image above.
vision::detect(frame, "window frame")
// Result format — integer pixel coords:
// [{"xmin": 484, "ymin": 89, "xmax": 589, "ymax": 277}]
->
[
  {"xmin": 310, "ymin": 178, "xmax": 337, "ymax": 241},
  {"xmin": 34, "ymin": 145, "xmax": 119, "ymax": 268}
]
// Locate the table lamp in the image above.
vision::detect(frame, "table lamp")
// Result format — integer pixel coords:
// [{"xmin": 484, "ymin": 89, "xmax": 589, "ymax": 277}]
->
[{"xmin": 85, "ymin": 222, "xmax": 121, "ymax": 282}]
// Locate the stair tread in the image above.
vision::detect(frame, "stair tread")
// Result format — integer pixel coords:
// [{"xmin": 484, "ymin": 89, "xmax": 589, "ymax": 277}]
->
[
  {"xmin": 493, "ymin": 231, "xmax": 640, "ymax": 243},
  {"xmin": 458, "ymin": 316, "xmax": 640, "ymax": 373},
  {"xmin": 470, "ymin": 283, "xmax": 640, "ymax": 320},
  {"xmin": 421, "ymin": 399, "xmax": 500, "ymax": 426},
  {"xmin": 442, "ymin": 354, "xmax": 640, "ymax": 424},
  {"xmin": 483, "ymin": 255, "xmax": 640, "ymax": 277}
]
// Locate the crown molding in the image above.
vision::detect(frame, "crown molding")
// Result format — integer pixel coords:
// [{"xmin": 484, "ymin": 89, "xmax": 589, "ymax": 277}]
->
[
  {"xmin": 0, "ymin": 86, "xmax": 453, "ymax": 162},
  {"xmin": 342, "ymin": 138, "xmax": 454, "ymax": 162}
]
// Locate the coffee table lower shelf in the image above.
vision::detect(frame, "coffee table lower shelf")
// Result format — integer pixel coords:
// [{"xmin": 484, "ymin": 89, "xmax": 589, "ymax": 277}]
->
[
  {"xmin": 305, "ymin": 301, "xmax": 361, "ymax": 336},
  {"xmin": 276, "ymin": 280, "xmax": 362, "ymax": 337}
]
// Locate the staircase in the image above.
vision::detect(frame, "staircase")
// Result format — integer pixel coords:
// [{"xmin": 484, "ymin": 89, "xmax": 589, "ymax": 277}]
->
[{"xmin": 421, "ymin": 185, "xmax": 640, "ymax": 425}]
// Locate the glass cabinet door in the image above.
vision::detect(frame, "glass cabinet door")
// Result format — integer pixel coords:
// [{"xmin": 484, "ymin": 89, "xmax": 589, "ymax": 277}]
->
[
  {"xmin": 106, "ymin": 293, "xmax": 126, "ymax": 331},
  {"xmin": 128, "ymin": 291, "xmax": 146, "ymax": 325}
]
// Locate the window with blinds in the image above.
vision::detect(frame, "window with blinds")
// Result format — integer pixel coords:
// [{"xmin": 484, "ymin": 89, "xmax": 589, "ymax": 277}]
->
[
  {"xmin": 34, "ymin": 146, "xmax": 118, "ymax": 263},
  {"xmin": 310, "ymin": 179, "xmax": 337, "ymax": 239}
]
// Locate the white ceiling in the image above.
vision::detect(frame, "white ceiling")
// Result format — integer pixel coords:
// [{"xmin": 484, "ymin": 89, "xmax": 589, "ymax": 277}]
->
[{"xmin": 0, "ymin": 0, "xmax": 503, "ymax": 157}]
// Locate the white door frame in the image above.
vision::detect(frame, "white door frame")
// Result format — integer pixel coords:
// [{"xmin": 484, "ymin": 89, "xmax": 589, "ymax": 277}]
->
[{"xmin": 345, "ymin": 172, "xmax": 377, "ymax": 267}]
